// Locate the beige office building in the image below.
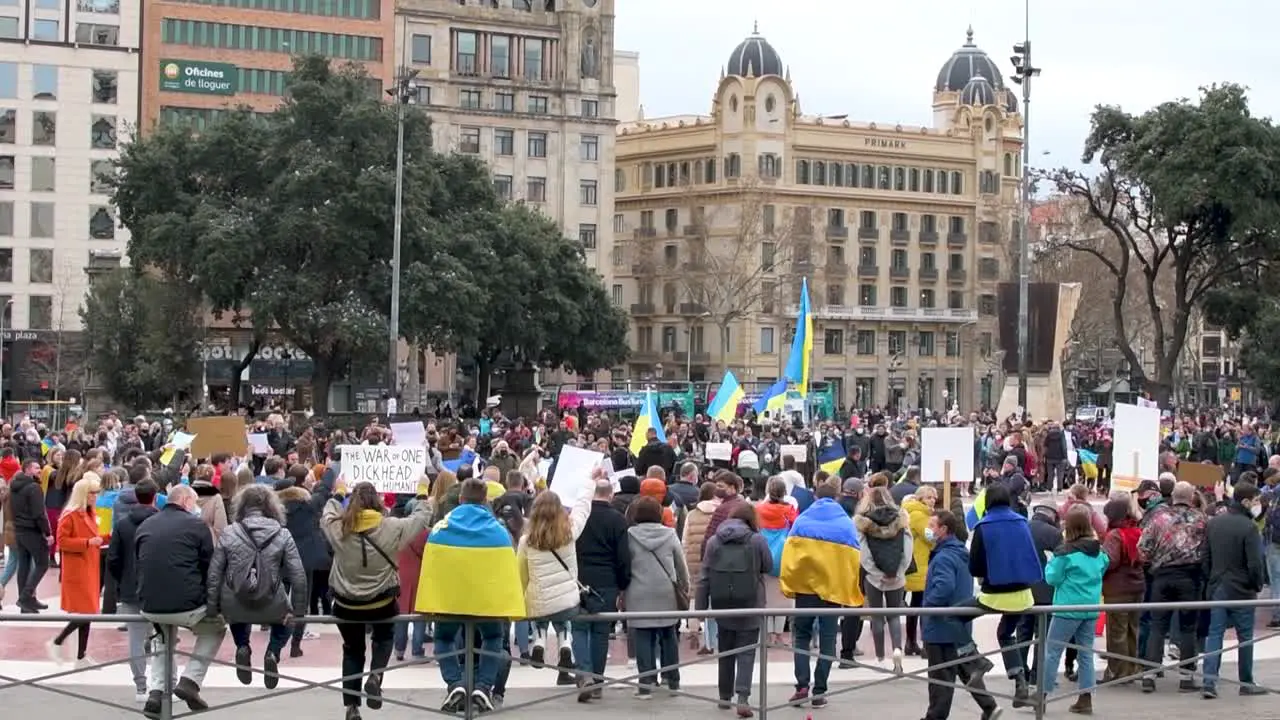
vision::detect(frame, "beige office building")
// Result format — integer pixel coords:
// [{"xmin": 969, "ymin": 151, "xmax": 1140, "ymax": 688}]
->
[
  {"xmin": 614, "ymin": 27, "xmax": 1021, "ymax": 412},
  {"xmin": 392, "ymin": 0, "xmax": 618, "ymax": 403}
]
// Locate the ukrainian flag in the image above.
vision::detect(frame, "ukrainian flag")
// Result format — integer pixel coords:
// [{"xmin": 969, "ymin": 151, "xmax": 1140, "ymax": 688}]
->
[
  {"xmin": 965, "ymin": 488, "xmax": 987, "ymax": 530},
  {"xmin": 415, "ymin": 504, "xmax": 525, "ymax": 618},
  {"xmin": 817, "ymin": 439, "xmax": 846, "ymax": 476},
  {"xmin": 707, "ymin": 370, "xmax": 745, "ymax": 425},
  {"xmin": 40, "ymin": 435, "xmax": 56, "ymax": 457},
  {"xmin": 783, "ymin": 277, "xmax": 813, "ymax": 397},
  {"xmin": 751, "ymin": 378, "xmax": 789, "ymax": 415},
  {"xmin": 95, "ymin": 489, "xmax": 118, "ymax": 537},
  {"xmin": 629, "ymin": 388, "xmax": 667, "ymax": 455},
  {"xmin": 779, "ymin": 497, "xmax": 863, "ymax": 607}
]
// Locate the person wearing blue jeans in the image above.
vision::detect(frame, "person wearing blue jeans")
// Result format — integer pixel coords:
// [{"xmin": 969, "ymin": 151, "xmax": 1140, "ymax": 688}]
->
[
  {"xmin": 1266, "ymin": 544, "xmax": 1280, "ymax": 628},
  {"xmin": 1201, "ymin": 591, "xmax": 1262, "ymax": 697},
  {"xmin": 393, "ymin": 619, "xmax": 428, "ymax": 661},
  {"xmin": 435, "ymin": 620, "xmax": 504, "ymax": 712},
  {"xmin": 1040, "ymin": 616, "xmax": 1095, "ymax": 695},
  {"xmin": 633, "ymin": 624, "xmax": 680, "ymax": 696},
  {"xmin": 230, "ymin": 622, "xmax": 291, "ymax": 688},
  {"xmin": 790, "ymin": 594, "xmax": 839, "ymax": 707},
  {"xmin": 0, "ymin": 543, "xmax": 19, "ymax": 606},
  {"xmin": 572, "ymin": 587, "xmax": 617, "ymax": 701}
]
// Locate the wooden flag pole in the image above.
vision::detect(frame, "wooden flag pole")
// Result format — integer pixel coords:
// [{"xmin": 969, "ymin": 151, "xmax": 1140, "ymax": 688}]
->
[{"xmin": 943, "ymin": 459, "xmax": 952, "ymax": 511}]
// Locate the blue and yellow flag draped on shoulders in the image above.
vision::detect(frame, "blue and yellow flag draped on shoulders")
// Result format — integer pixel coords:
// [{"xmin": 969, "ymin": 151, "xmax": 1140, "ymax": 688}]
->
[
  {"xmin": 629, "ymin": 388, "xmax": 667, "ymax": 455},
  {"xmin": 415, "ymin": 504, "xmax": 525, "ymax": 618},
  {"xmin": 779, "ymin": 497, "xmax": 863, "ymax": 607}
]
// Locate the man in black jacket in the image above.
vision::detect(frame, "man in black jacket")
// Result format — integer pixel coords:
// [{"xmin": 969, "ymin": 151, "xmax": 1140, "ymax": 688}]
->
[
  {"xmin": 573, "ymin": 478, "xmax": 631, "ymax": 702},
  {"xmin": 107, "ymin": 478, "xmax": 160, "ymax": 701},
  {"xmin": 1041, "ymin": 422, "xmax": 1069, "ymax": 493},
  {"xmin": 634, "ymin": 428, "xmax": 675, "ymax": 477},
  {"xmin": 135, "ymin": 484, "xmax": 226, "ymax": 718},
  {"xmin": 1200, "ymin": 482, "xmax": 1268, "ymax": 699},
  {"xmin": 9, "ymin": 463, "xmax": 50, "ymax": 613}
]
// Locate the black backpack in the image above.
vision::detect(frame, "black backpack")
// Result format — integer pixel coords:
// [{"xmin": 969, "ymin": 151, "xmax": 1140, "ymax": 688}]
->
[
  {"xmin": 227, "ymin": 523, "xmax": 282, "ymax": 609},
  {"xmin": 707, "ymin": 539, "xmax": 759, "ymax": 609}
]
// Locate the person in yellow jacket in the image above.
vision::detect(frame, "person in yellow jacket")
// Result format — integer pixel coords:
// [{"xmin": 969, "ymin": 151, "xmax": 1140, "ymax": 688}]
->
[{"xmin": 901, "ymin": 485, "xmax": 938, "ymax": 657}]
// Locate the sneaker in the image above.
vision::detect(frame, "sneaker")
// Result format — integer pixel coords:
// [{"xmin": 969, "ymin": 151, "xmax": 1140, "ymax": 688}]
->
[
  {"xmin": 1239, "ymin": 685, "xmax": 1267, "ymax": 696},
  {"xmin": 234, "ymin": 645, "xmax": 252, "ymax": 685},
  {"xmin": 45, "ymin": 639, "xmax": 63, "ymax": 665},
  {"xmin": 811, "ymin": 695, "xmax": 828, "ymax": 708},
  {"xmin": 634, "ymin": 687, "xmax": 653, "ymax": 699},
  {"xmin": 717, "ymin": 698, "xmax": 732, "ymax": 710},
  {"xmin": 788, "ymin": 688, "xmax": 809, "ymax": 704},
  {"xmin": 142, "ymin": 691, "xmax": 164, "ymax": 719},
  {"xmin": 1202, "ymin": 686, "xmax": 1218, "ymax": 700},
  {"xmin": 892, "ymin": 648, "xmax": 904, "ymax": 674},
  {"xmin": 289, "ymin": 643, "xmax": 304, "ymax": 659},
  {"xmin": 263, "ymin": 651, "xmax": 279, "ymax": 690},
  {"xmin": 364, "ymin": 673, "xmax": 383, "ymax": 710},
  {"xmin": 441, "ymin": 686, "xmax": 468, "ymax": 713},
  {"xmin": 1179, "ymin": 678, "xmax": 1201, "ymax": 693},
  {"xmin": 394, "ymin": 652, "xmax": 405, "ymax": 662},
  {"xmin": 134, "ymin": 690, "xmax": 148, "ymax": 704},
  {"xmin": 556, "ymin": 670, "xmax": 576, "ymax": 686},
  {"xmin": 558, "ymin": 645, "xmax": 574, "ymax": 670},
  {"xmin": 345, "ymin": 707, "xmax": 362, "ymax": 720},
  {"xmin": 75, "ymin": 655, "xmax": 99, "ymax": 669},
  {"xmin": 530, "ymin": 644, "xmax": 546, "ymax": 667},
  {"xmin": 302, "ymin": 630, "xmax": 320, "ymax": 640},
  {"xmin": 1141, "ymin": 678, "xmax": 1157, "ymax": 694},
  {"xmin": 471, "ymin": 688, "xmax": 495, "ymax": 713},
  {"xmin": 736, "ymin": 703, "xmax": 754, "ymax": 718},
  {"xmin": 173, "ymin": 677, "xmax": 209, "ymax": 711}
]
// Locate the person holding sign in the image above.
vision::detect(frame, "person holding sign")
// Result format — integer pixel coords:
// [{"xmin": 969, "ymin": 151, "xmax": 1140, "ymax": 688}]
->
[{"xmin": 320, "ymin": 480, "xmax": 432, "ymax": 720}]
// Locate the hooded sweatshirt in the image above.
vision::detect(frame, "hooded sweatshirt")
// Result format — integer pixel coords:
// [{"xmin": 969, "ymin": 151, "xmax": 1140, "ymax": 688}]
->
[
  {"xmin": 855, "ymin": 504, "xmax": 913, "ymax": 591},
  {"xmin": 639, "ymin": 477, "xmax": 674, "ymax": 528},
  {"xmin": 1045, "ymin": 536, "xmax": 1109, "ymax": 619},
  {"xmin": 624, "ymin": 521, "xmax": 689, "ymax": 628}
]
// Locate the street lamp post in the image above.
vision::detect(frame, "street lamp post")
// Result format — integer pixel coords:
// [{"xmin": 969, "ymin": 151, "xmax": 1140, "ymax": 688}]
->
[
  {"xmin": 1011, "ymin": 1, "xmax": 1040, "ymax": 415},
  {"xmin": 386, "ymin": 68, "xmax": 418, "ymax": 412}
]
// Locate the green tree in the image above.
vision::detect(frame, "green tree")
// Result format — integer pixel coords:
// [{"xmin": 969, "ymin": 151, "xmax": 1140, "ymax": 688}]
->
[
  {"xmin": 1041, "ymin": 84, "xmax": 1280, "ymax": 405},
  {"xmin": 113, "ymin": 55, "xmax": 497, "ymax": 404},
  {"xmin": 401, "ymin": 203, "xmax": 630, "ymax": 400},
  {"xmin": 79, "ymin": 269, "xmax": 201, "ymax": 410}
]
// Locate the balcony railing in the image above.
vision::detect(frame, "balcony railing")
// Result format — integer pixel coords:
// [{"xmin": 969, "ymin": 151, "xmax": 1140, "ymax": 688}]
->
[
  {"xmin": 629, "ymin": 303, "xmax": 655, "ymax": 315},
  {"xmin": 889, "ymin": 229, "xmax": 910, "ymax": 245},
  {"xmin": 633, "ymin": 227, "xmax": 656, "ymax": 239},
  {"xmin": 889, "ymin": 266, "xmax": 910, "ymax": 279},
  {"xmin": 918, "ymin": 267, "xmax": 939, "ymax": 282},
  {"xmin": 825, "ymin": 226, "xmax": 848, "ymax": 241},
  {"xmin": 947, "ymin": 268, "xmax": 967, "ymax": 283},
  {"xmin": 947, "ymin": 232, "xmax": 968, "ymax": 248},
  {"xmin": 857, "ymin": 263, "xmax": 879, "ymax": 277},
  {"xmin": 788, "ymin": 304, "xmax": 980, "ymax": 323},
  {"xmin": 857, "ymin": 227, "xmax": 879, "ymax": 241},
  {"xmin": 679, "ymin": 302, "xmax": 707, "ymax": 315},
  {"xmin": 673, "ymin": 351, "xmax": 711, "ymax": 363},
  {"xmin": 918, "ymin": 230, "xmax": 939, "ymax": 245}
]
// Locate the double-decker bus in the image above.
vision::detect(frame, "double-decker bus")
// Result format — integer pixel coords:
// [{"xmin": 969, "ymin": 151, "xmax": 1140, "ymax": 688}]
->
[
  {"xmin": 695, "ymin": 380, "xmax": 837, "ymax": 421},
  {"xmin": 554, "ymin": 381, "xmax": 696, "ymax": 417}
]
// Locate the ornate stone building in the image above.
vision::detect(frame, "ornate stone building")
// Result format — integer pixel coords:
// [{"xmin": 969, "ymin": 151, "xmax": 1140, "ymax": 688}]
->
[{"xmin": 613, "ymin": 26, "xmax": 1023, "ymax": 412}]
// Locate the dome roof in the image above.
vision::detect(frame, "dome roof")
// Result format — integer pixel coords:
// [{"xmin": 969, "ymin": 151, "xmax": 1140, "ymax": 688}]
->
[
  {"xmin": 726, "ymin": 24, "xmax": 784, "ymax": 78},
  {"xmin": 960, "ymin": 75, "xmax": 996, "ymax": 106},
  {"xmin": 1004, "ymin": 90, "xmax": 1019, "ymax": 113},
  {"xmin": 935, "ymin": 27, "xmax": 1005, "ymax": 92}
]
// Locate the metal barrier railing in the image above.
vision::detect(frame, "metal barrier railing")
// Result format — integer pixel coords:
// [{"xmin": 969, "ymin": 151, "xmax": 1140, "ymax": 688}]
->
[{"xmin": 1, "ymin": 599, "xmax": 1276, "ymax": 720}]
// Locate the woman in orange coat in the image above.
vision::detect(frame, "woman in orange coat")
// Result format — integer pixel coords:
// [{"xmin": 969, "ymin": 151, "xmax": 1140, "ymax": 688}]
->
[{"xmin": 47, "ymin": 473, "xmax": 105, "ymax": 665}]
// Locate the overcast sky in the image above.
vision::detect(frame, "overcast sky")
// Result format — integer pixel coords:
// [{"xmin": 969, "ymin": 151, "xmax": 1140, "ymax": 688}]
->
[{"xmin": 614, "ymin": 0, "xmax": 1272, "ymax": 172}]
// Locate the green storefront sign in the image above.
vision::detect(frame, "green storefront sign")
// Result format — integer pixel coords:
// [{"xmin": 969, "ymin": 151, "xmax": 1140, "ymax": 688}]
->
[{"xmin": 159, "ymin": 60, "xmax": 238, "ymax": 95}]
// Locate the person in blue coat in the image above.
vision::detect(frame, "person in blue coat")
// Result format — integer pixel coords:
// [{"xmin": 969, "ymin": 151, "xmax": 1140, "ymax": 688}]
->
[{"xmin": 921, "ymin": 510, "xmax": 1001, "ymax": 720}]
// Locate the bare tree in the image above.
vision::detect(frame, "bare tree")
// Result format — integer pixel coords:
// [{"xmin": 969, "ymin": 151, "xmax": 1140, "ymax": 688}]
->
[{"xmin": 632, "ymin": 175, "xmax": 805, "ymax": 373}]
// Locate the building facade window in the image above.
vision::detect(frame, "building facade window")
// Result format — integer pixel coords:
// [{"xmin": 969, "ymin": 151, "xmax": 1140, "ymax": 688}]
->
[{"xmin": 160, "ymin": 20, "xmax": 382, "ymax": 60}]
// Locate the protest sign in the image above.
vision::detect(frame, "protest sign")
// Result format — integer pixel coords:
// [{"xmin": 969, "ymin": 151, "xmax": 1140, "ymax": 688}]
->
[{"xmin": 338, "ymin": 444, "xmax": 427, "ymax": 494}]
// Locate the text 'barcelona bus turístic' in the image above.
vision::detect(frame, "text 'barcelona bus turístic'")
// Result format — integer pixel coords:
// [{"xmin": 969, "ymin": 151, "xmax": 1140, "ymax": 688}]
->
[
  {"xmin": 555, "ymin": 381, "xmax": 696, "ymax": 417},
  {"xmin": 695, "ymin": 380, "xmax": 836, "ymax": 421}
]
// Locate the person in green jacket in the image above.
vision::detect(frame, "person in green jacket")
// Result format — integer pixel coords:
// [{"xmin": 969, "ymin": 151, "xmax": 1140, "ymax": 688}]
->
[{"xmin": 1041, "ymin": 504, "xmax": 1110, "ymax": 715}]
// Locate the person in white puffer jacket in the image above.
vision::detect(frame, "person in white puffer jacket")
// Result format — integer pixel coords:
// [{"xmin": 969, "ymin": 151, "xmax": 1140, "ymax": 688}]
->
[{"xmin": 516, "ymin": 475, "xmax": 593, "ymax": 685}]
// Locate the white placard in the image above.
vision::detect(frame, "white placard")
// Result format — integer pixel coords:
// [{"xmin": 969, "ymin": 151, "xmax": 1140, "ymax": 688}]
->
[
  {"xmin": 705, "ymin": 442, "xmax": 733, "ymax": 461},
  {"xmin": 921, "ymin": 427, "xmax": 976, "ymax": 485},
  {"xmin": 549, "ymin": 445, "xmax": 603, "ymax": 509},
  {"xmin": 247, "ymin": 433, "xmax": 271, "ymax": 455},
  {"xmin": 391, "ymin": 421, "xmax": 426, "ymax": 447},
  {"xmin": 338, "ymin": 444, "xmax": 427, "ymax": 494},
  {"xmin": 780, "ymin": 444, "xmax": 808, "ymax": 462},
  {"xmin": 1112, "ymin": 402, "xmax": 1161, "ymax": 491}
]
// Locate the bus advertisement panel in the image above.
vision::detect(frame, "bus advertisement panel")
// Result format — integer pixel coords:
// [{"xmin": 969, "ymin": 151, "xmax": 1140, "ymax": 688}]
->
[{"xmin": 556, "ymin": 384, "xmax": 695, "ymax": 414}]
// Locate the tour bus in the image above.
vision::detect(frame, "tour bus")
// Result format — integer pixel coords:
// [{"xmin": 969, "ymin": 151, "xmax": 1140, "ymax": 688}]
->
[
  {"xmin": 554, "ymin": 381, "xmax": 696, "ymax": 417},
  {"xmin": 695, "ymin": 380, "xmax": 837, "ymax": 421}
]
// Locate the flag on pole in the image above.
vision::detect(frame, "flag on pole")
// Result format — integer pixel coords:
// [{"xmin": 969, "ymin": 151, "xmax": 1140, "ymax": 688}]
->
[
  {"xmin": 630, "ymin": 388, "xmax": 667, "ymax": 455},
  {"xmin": 751, "ymin": 378, "xmax": 789, "ymax": 415},
  {"xmin": 783, "ymin": 277, "xmax": 813, "ymax": 397},
  {"xmin": 707, "ymin": 370, "xmax": 746, "ymax": 424}
]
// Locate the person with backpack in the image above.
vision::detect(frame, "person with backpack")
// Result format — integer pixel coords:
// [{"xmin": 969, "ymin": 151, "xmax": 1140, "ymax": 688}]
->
[
  {"xmin": 756, "ymin": 477, "xmax": 797, "ymax": 646},
  {"xmin": 698, "ymin": 502, "xmax": 772, "ymax": 718},
  {"xmin": 854, "ymin": 486, "xmax": 913, "ymax": 673},
  {"xmin": 208, "ymin": 484, "xmax": 307, "ymax": 689}
]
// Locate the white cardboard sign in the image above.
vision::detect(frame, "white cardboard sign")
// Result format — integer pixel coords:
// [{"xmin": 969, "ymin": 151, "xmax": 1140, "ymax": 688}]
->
[{"xmin": 338, "ymin": 444, "xmax": 427, "ymax": 494}]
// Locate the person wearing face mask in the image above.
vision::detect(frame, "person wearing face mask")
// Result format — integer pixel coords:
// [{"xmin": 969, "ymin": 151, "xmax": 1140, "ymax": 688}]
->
[
  {"xmin": 1200, "ymin": 481, "xmax": 1268, "ymax": 699},
  {"xmin": 134, "ymin": 484, "xmax": 227, "ymax": 718}
]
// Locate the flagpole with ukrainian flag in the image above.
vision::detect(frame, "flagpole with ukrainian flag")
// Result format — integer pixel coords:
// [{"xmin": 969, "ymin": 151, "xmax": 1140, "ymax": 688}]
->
[
  {"xmin": 782, "ymin": 277, "xmax": 814, "ymax": 422},
  {"xmin": 706, "ymin": 370, "xmax": 745, "ymax": 425}
]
